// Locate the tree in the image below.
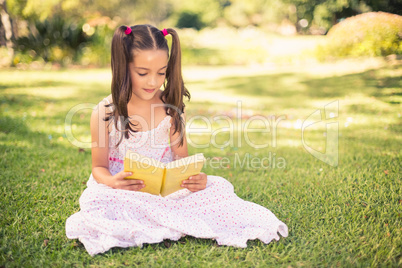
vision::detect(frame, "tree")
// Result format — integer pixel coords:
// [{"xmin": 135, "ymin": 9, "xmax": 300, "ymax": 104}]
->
[
  {"xmin": 222, "ymin": 0, "xmax": 287, "ymax": 28},
  {"xmin": 170, "ymin": 0, "xmax": 223, "ymax": 28},
  {"xmin": 280, "ymin": 0, "xmax": 401, "ymax": 34},
  {"xmin": 0, "ymin": 0, "xmax": 14, "ymax": 63},
  {"xmin": 365, "ymin": 0, "xmax": 402, "ymax": 15}
]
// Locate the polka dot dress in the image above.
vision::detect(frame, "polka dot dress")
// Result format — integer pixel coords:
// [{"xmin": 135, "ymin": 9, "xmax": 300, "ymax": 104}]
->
[{"xmin": 65, "ymin": 102, "xmax": 288, "ymax": 256}]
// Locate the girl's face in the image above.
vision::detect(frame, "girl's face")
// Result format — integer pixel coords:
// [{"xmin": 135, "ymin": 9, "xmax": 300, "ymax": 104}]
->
[{"xmin": 129, "ymin": 49, "xmax": 168, "ymax": 102}]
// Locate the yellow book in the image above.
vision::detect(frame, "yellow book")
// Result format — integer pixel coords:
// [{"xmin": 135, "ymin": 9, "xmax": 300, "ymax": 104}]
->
[{"xmin": 123, "ymin": 150, "xmax": 206, "ymax": 197}]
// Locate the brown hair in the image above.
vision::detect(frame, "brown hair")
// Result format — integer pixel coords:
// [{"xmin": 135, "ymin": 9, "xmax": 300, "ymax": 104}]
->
[{"xmin": 105, "ymin": 24, "xmax": 190, "ymax": 147}]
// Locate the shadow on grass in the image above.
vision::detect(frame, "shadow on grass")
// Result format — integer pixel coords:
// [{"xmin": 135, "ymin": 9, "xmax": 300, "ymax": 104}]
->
[
  {"xmin": 0, "ymin": 114, "xmax": 31, "ymax": 135},
  {"xmin": 302, "ymin": 69, "xmax": 402, "ymax": 102},
  {"xmin": 209, "ymin": 64, "xmax": 401, "ymax": 105},
  {"xmin": 0, "ymin": 80, "xmax": 81, "ymax": 91},
  {"xmin": 0, "ymin": 113, "xmax": 91, "ymax": 172},
  {"xmin": 218, "ymin": 73, "xmax": 308, "ymax": 98},
  {"xmin": 93, "ymin": 234, "xmax": 280, "ymax": 257},
  {"xmin": 1, "ymin": 94, "xmax": 58, "ymax": 113}
]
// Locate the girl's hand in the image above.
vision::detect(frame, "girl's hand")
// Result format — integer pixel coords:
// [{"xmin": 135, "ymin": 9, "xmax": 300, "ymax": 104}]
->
[
  {"xmin": 110, "ymin": 171, "xmax": 145, "ymax": 191},
  {"xmin": 181, "ymin": 172, "xmax": 207, "ymax": 192}
]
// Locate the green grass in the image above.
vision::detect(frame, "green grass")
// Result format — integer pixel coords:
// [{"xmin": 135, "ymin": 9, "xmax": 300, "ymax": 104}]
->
[{"xmin": 0, "ymin": 57, "xmax": 401, "ymax": 267}]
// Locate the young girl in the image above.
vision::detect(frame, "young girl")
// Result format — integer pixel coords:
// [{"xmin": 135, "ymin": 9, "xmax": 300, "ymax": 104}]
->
[{"xmin": 66, "ymin": 24, "xmax": 288, "ymax": 256}]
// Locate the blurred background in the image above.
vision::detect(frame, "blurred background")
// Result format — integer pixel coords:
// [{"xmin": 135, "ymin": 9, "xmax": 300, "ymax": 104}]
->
[{"xmin": 0, "ymin": 0, "xmax": 401, "ymax": 68}]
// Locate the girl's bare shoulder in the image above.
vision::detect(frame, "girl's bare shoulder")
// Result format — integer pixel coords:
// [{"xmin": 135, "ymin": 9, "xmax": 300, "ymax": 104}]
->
[
  {"xmin": 90, "ymin": 95, "xmax": 114, "ymax": 132},
  {"xmin": 103, "ymin": 94, "xmax": 113, "ymax": 106}
]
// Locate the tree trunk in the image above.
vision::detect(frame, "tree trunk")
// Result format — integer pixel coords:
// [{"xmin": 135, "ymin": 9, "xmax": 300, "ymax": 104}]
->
[{"xmin": 0, "ymin": 0, "xmax": 14, "ymax": 65}]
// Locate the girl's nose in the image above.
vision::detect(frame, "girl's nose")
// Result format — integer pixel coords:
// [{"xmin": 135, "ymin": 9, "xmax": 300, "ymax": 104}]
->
[{"xmin": 148, "ymin": 75, "xmax": 157, "ymax": 87}]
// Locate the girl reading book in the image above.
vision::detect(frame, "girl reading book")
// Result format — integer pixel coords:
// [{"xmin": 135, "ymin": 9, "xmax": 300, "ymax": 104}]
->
[{"xmin": 66, "ymin": 24, "xmax": 288, "ymax": 256}]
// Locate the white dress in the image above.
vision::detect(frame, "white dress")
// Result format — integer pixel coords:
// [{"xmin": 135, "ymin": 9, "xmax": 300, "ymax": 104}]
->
[{"xmin": 66, "ymin": 101, "xmax": 288, "ymax": 256}]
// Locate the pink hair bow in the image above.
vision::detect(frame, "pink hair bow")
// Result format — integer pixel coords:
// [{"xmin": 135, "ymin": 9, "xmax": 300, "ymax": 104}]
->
[
  {"xmin": 125, "ymin": 26, "xmax": 132, "ymax": 35},
  {"xmin": 161, "ymin": 28, "xmax": 169, "ymax": 36}
]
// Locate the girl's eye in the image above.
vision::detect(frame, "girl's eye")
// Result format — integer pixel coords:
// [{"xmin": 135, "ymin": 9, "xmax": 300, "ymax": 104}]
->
[
  {"xmin": 159, "ymin": 73, "xmax": 166, "ymax": 76},
  {"xmin": 138, "ymin": 73, "xmax": 147, "ymax": 76}
]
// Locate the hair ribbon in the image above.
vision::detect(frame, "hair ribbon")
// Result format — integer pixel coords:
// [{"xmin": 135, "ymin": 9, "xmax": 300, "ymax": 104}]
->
[
  {"xmin": 161, "ymin": 28, "xmax": 169, "ymax": 36},
  {"xmin": 125, "ymin": 26, "xmax": 132, "ymax": 35}
]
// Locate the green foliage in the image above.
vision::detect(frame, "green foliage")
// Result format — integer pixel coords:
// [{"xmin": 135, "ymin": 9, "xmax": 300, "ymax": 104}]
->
[
  {"xmin": 79, "ymin": 23, "xmax": 114, "ymax": 67},
  {"xmin": 5, "ymin": 0, "xmax": 402, "ymax": 67},
  {"xmin": 176, "ymin": 11, "xmax": 205, "ymax": 30},
  {"xmin": 316, "ymin": 12, "xmax": 402, "ymax": 61},
  {"xmin": 223, "ymin": 0, "xmax": 285, "ymax": 28},
  {"xmin": 170, "ymin": 0, "xmax": 223, "ymax": 29},
  {"xmin": 278, "ymin": 0, "xmax": 380, "ymax": 33},
  {"xmin": 13, "ymin": 17, "xmax": 114, "ymax": 67},
  {"xmin": 313, "ymin": 4, "xmax": 337, "ymax": 31},
  {"xmin": 6, "ymin": 0, "xmax": 140, "ymax": 22},
  {"xmin": 14, "ymin": 17, "xmax": 88, "ymax": 65},
  {"xmin": 310, "ymin": 0, "xmax": 369, "ymax": 31}
]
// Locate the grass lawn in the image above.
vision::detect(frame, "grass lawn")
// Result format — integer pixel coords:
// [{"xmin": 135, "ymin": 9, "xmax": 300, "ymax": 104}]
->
[{"xmin": 0, "ymin": 57, "xmax": 401, "ymax": 267}]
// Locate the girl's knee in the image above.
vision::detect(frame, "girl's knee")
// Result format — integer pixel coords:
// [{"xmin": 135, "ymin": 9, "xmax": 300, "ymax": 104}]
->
[{"xmin": 207, "ymin": 175, "xmax": 234, "ymax": 192}]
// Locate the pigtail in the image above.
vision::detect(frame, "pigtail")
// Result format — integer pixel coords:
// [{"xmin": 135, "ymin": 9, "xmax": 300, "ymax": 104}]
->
[
  {"xmin": 107, "ymin": 25, "xmax": 137, "ymax": 145},
  {"xmin": 161, "ymin": 28, "xmax": 190, "ymax": 147}
]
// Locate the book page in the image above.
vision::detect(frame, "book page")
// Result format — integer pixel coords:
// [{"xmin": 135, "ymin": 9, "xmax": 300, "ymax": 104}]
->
[
  {"xmin": 125, "ymin": 151, "xmax": 166, "ymax": 169},
  {"xmin": 124, "ymin": 150, "xmax": 166, "ymax": 195},
  {"xmin": 161, "ymin": 154, "xmax": 205, "ymax": 197},
  {"xmin": 165, "ymin": 153, "xmax": 205, "ymax": 170}
]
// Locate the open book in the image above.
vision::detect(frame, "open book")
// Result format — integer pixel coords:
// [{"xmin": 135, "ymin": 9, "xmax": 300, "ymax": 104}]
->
[{"xmin": 123, "ymin": 150, "xmax": 206, "ymax": 197}]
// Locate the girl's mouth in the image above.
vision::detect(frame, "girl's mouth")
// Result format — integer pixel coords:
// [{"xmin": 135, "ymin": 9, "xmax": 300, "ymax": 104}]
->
[{"xmin": 144, "ymin": 88, "xmax": 155, "ymax": 93}]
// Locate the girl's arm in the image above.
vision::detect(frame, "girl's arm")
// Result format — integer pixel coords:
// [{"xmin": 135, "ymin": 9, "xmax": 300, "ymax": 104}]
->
[
  {"xmin": 90, "ymin": 100, "xmax": 144, "ymax": 191},
  {"xmin": 170, "ymin": 112, "xmax": 207, "ymax": 192}
]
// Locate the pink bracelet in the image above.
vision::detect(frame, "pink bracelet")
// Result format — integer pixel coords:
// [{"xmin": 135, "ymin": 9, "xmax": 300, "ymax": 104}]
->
[{"xmin": 109, "ymin": 156, "xmax": 123, "ymax": 164}]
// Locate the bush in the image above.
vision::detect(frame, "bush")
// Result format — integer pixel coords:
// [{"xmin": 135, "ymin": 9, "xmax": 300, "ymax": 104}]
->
[
  {"xmin": 176, "ymin": 11, "xmax": 205, "ymax": 30},
  {"xmin": 13, "ymin": 17, "xmax": 114, "ymax": 67},
  {"xmin": 316, "ymin": 12, "xmax": 402, "ymax": 61},
  {"xmin": 14, "ymin": 17, "xmax": 89, "ymax": 65}
]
